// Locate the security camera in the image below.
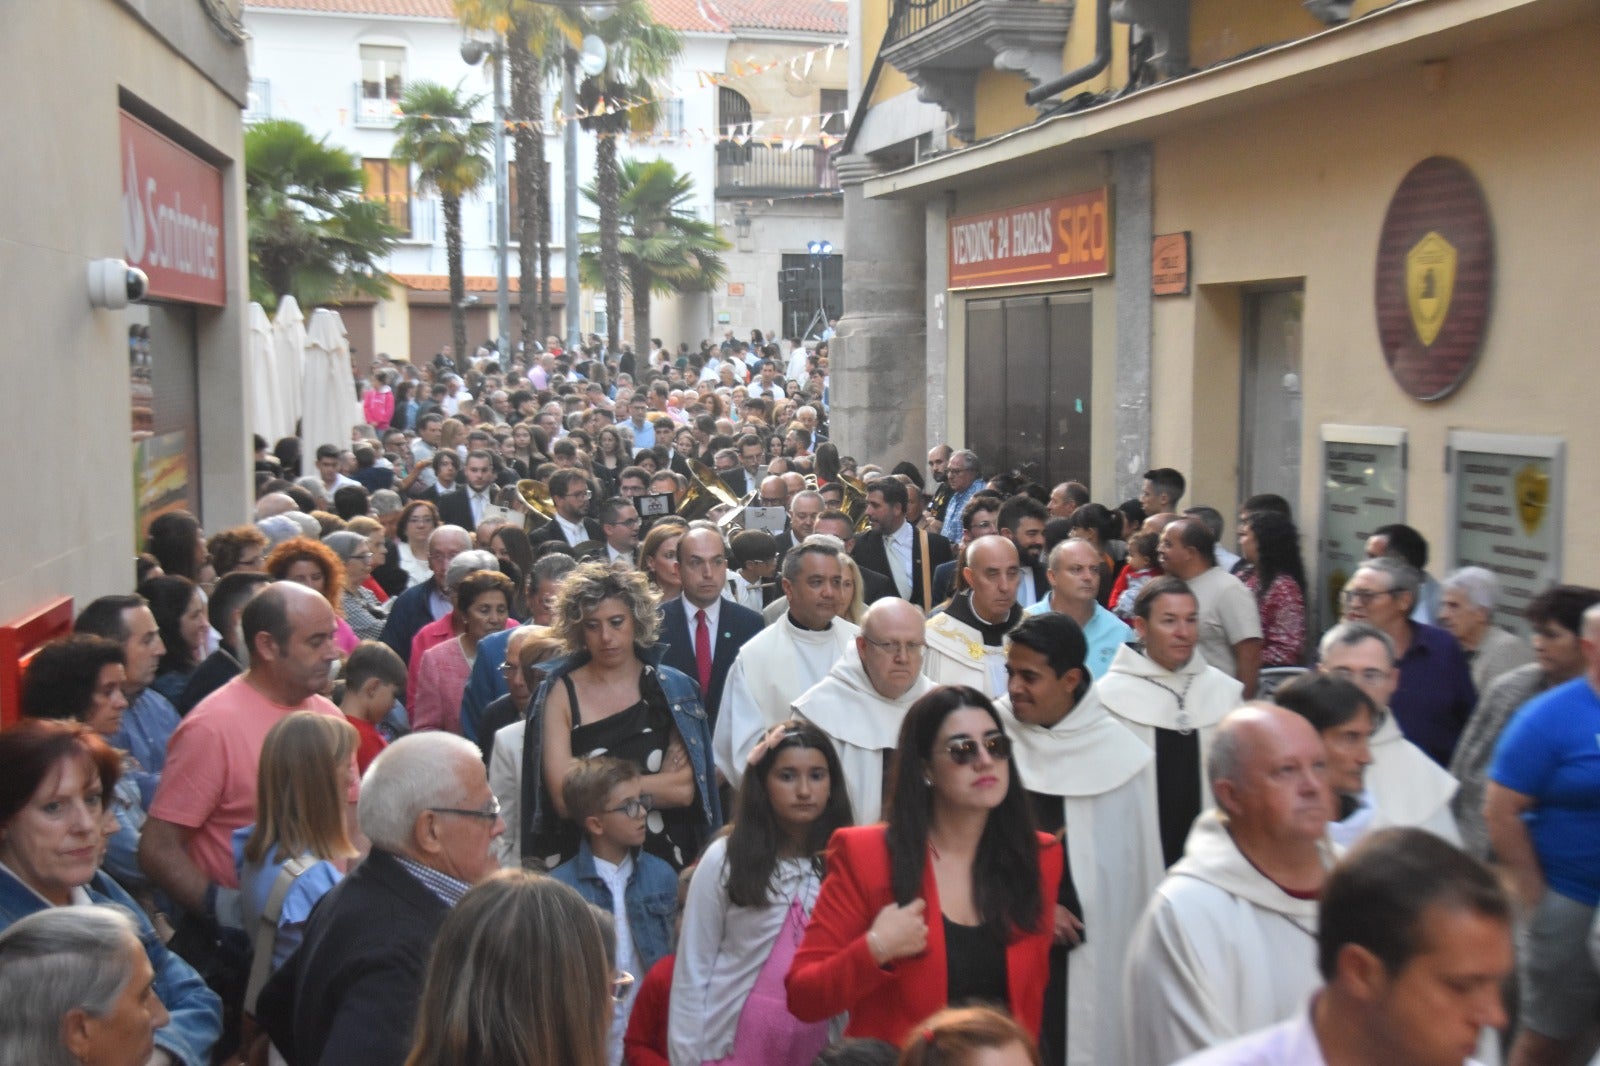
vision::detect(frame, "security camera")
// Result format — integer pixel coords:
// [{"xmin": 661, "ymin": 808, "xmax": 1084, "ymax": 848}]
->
[{"xmin": 88, "ymin": 258, "xmax": 150, "ymax": 309}]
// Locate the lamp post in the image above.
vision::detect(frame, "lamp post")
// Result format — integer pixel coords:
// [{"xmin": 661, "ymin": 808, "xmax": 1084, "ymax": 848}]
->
[
  {"xmin": 562, "ymin": 47, "xmax": 581, "ymax": 354},
  {"xmin": 461, "ymin": 36, "xmax": 511, "ymax": 358}
]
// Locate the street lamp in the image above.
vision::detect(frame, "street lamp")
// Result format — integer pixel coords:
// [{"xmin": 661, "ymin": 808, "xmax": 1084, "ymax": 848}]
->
[
  {"xmin": 735, "ymin": 205, "xmax": 751, "ymax": 241},
  {"xmin": 461, "ymin": 36, "xmax": 511, "ymax": 359}
]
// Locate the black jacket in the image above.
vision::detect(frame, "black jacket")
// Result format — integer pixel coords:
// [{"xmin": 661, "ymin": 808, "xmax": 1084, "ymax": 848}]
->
[
  {"xmin": 851, "ymin": 526, "xmax": 954, "ymax": 609},
  {"xmin": 655, "ymin": 596, "xmax": 764, "ymax": 721},
  {"xmin": 256, "ymin": 849, "xmax": 450, "ymax": 1066}
]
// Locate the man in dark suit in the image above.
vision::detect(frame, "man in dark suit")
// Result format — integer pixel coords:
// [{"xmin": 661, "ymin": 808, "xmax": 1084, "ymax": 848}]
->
[
  {"xmin": 257, "ymin": 733, "xmax": 504, "ymax": 1066},
  {"xmin": 719, "ymin": 433, "xmax": 765, "ymax": 498},
  {"xmin": 581, "ymin": 496, "xmax": 641, "ymax": 568},
  {"xmin": 435, "ymin": 449, "xmax": 499, "ymax": 531},
  {"xmin": 529, "ymin": 468, "xmax": 603, "ymax": 552},
  {"xmin": 657, "ymin": 526, "xmax": 763, "ymax": 724},
  {"xmin": 380, "ymin": 525, "xmax": 473, "ymax": 663},
  {"xmin": 851, "ymin": 477, "xmax": 953, "ymax": 612}
]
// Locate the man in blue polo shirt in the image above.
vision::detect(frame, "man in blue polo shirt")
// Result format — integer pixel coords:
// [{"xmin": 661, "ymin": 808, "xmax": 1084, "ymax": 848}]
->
[{"xmin": 1025, "ymin": 539, "xmax": 1134, "ymax": 679}]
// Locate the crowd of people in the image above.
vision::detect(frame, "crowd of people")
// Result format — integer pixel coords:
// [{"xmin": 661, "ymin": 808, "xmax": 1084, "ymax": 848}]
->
[{"xmin": 6, "ymin": 330, "xmax": 1600, "ymax": 1066}]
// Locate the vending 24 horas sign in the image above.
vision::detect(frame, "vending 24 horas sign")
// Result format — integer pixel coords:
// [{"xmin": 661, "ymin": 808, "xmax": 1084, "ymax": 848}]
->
[{"xmin": 948, "ymin": 189, "xmax": 1111, "ymax": 291}]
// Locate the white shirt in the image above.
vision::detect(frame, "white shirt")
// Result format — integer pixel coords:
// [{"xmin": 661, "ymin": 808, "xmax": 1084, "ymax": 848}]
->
[
  {"xmin": 595, "ymin": 853, "xmax": 637, "ymax": 1066},
  {"xmin": 555, "ymin": 513, "xmax": 590, "ymax": 546},
  {"xmin": 606, "ymin": 544, "xmax": 635, "ymax": 568},
  {"xmin": 885, "ymin": 521, "xmax": 914, "ymax": 597},
  {"xmin": 727, "ymin": 572, "xmax": 766, "ymax": 613},
  {"xmin": 466, "ymin": 486, "xmax": 494, "ymax": 525},
  {"xmin": 678, "ymin": 596, "xmax": 722, "ymax": 661}
]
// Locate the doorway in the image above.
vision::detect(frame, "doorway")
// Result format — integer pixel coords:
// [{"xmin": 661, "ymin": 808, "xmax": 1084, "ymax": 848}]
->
[{"xmin": 1239, "ymin": 287, "xmax": 1303, "ymax": 507}]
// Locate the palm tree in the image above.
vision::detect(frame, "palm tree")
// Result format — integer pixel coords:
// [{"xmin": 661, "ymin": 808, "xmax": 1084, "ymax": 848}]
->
[
  {"xmin": 577, "ymin": 0, "xmax": 682, "ymax": 357},
  {"xmin": 245, "ymin": 119, "xmax": 398, "ymax": 310},
  {"xmin": 455, "ymin": 0, "xmax": 563, "ymax": 349},
  {"xmin": 580, "ymin": 158, "xmax": 730, "ymax": 359},
  {"xmin": 393, "ymin": 81, "xmax": 492, "ymax": 364}
]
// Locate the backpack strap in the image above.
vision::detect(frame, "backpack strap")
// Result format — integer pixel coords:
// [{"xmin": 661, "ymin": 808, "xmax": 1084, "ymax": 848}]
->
[{"xmin": 243, "ymin": 856, "xmax": 312, "ymax": 1015}]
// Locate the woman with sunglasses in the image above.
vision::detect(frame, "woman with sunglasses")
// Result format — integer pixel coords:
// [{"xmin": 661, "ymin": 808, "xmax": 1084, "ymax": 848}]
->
[
  {"xmin": 671, "ymin": 720, "xmax": 855, "ymax": 1065},
  {"xmin": 785, "ymin": 686, "xmax": 1061, "ymax": 1047}
]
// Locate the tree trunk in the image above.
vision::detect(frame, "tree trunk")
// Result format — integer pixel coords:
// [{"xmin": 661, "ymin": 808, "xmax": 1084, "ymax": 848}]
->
[
  {"xmin": 509, "ymin": 20, "xmax": 543, "ymax": 361},
  {"xmin": 598, "ymin": 133, "xmax": 621, "ymax": 359},
  {"xmin": 630, "ymin": 260, "xmax": 651, "ymax": 365},
  {"xmin": 444, "ymin": 193, "xmax": 468, "ymax": 365}
]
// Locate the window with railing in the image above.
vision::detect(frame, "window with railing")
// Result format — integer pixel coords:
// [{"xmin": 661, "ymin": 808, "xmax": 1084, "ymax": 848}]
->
[
  {"xmin": 716, "ymin": 143, "xmax": 839, "ymax": 196},
  {"xmin": 363, "ymin": 158, "xmax": 411, "ymax": 238},
  {"xmin": 358, "ymin": 44, "xmax": 404, "ymax": 126}
]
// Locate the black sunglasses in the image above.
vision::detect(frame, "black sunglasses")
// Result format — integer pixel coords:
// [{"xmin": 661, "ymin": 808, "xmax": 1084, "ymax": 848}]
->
[{"xmin": 939, "ymin": 732, "xmax": 1012, "ymax": 767}]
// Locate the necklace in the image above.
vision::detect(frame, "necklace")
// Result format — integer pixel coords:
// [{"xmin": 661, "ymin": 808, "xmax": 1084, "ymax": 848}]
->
[{"xmin": 1128, "ymin": 671, "xmax": 1199, "ymax": 734}]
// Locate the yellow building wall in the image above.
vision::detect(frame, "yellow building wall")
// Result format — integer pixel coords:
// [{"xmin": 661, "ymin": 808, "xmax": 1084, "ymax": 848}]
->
[
  {"xmin": 1190, "ymin": 0, "xmax": 1326, "ymax": 70},
  {"xmin": 863, "ymin": 0, "xmax": 917, "ymax": 107},
  {"xmin": 1149, "ymin": 20, "xmax": 1600, "ymax": 583}
]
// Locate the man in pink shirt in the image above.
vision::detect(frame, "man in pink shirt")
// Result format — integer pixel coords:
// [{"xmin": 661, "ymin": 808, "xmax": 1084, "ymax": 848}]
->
[{"xmin": 140, "ymin": 582, "xmax": 347, "ymax": 931}]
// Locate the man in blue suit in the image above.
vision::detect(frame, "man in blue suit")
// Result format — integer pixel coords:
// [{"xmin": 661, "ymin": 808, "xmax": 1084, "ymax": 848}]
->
[{"xmin": 657, "ymin": 526, "xmax": 763, "ymax": 727}]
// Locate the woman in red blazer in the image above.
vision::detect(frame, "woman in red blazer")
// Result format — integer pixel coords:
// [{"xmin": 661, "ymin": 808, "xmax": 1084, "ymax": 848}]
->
[{"xmin": 785, "ymin": 685, "xmax": 1062, "ymax": 1044}]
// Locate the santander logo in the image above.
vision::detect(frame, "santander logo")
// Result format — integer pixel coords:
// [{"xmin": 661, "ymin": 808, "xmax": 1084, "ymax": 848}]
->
[{"xmin": 119, "ymin": 111, "xmax": 225, "ymax": 304}]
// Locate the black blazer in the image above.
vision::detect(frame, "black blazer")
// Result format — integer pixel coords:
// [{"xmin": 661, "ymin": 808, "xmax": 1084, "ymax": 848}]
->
[
  {"xmin": 852, "ymin": 526, "xmax": 954, "ymax": 609},
  {"xmin": 529, "ymin": 516, "xmax": 604, "ymax": 551},
  {"xmin": 721, "ymin": 468, "xmax": 761, "ymax": 498},
  {"xmin": 257, "ymin": 849, "xmax": 449, "ymax": 1066},
  {"xmin": 434, "ymin": 487, "xmax": 485, "ymax": 531},
  {"xmin": 656, "ymin": 596, "xmax": 764, "ymax": 721},
  {"xmin": 853, "ymin": 562, "xmax": 898, "ymax": 606}
]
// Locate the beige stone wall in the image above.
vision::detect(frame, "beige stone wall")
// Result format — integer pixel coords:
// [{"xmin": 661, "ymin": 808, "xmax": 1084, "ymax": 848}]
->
[
  {"xmin": 1150, "ymin": 20, "xmax": 1600, "ymax": 584},
  {"xmin": 0, "ymin": 1, "xmax": 248, "ymax": 620},
  {"xmin": 723, "ymin": 33, "xmax": 848, "ymax": 131}
]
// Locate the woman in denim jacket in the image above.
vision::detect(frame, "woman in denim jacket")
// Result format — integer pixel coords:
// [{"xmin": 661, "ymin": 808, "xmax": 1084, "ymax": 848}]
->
[
  {"xmin": 0, "ymin": 720, "xmax": 222, "ymax": 1066},
  {"xmin": 518, "ymin": 563, "xmax": 721, "ymax": 871}
]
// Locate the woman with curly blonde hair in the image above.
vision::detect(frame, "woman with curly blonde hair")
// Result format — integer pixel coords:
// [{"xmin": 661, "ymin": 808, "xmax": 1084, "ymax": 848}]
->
[
  {"xmin": 519, "ymin": 562, "xmax": 720, "ymax": 871},
  {"xmin": 264, "ymin": 537, "xmax": 358, "ymax": 654}
]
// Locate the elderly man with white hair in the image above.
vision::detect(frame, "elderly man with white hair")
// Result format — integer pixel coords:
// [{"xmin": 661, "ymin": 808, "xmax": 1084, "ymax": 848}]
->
[
  {"xmin": 791, "ymin": 598, "xmax": 934, "ymax": 822},
  {"xmin": 379, "ymin": 524, "xmax": 474, "ymax": 664},
  {"xmin": 1437, "ymin": 565, "xmax": 1533, "ymax": 697},
  {"xmin": 403, "ymin": 548, "xmax": 509, "ymax": 703},
  {"xmin": 257, "ymin": 733, "xmax": 503, "ymax": 1066}
]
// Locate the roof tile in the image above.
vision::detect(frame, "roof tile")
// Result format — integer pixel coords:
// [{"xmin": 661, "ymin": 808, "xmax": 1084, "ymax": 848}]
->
[
  {"xmin": 711, "ymin": 0, "xmax": 845, "ymax": 35},
  {"xmin": 246, "ymin": 0, "xmax": 457, "ymax": 17}
]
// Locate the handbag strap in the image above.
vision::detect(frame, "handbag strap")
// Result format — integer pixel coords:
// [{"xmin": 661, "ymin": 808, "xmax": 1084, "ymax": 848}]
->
[{"xmin": 243, "ymin": 856, "xmax": 312, "ymax": 1015}]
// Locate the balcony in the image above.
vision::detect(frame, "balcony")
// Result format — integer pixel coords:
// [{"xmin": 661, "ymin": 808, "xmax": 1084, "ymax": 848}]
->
[
  {"xmin": 715, "ymin": 143, "xmax": 840, "ymax": 200},
  {"xmin": 353, "ymin": 84, "xmax": 401, "ymax": 128},
  {"xmin": 882, "ymin": 0, "xmax": 1075, "ymax": 141}
]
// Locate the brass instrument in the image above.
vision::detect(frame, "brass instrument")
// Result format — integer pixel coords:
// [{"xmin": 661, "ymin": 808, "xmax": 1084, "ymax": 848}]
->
[
  {"xmin": 838, "ymin": 473, "xmax": 871, "ymax": 533},
  {"xmin": 515, "ymin": 479, "xmax": 556, "ymax": 533},
  {"xmin": 680, "ymin": 461, "xmax": 743, "ymax": 525}
]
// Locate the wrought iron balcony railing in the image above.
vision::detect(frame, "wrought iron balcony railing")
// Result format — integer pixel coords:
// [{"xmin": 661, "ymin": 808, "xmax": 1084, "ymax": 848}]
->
[{"xmin": 715, "ymin": 143, "xmax": 840, "ymax": 199}]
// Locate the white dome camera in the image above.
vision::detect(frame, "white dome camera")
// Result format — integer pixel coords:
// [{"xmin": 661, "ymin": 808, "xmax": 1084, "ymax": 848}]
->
[{"xmin": 88, "ymin": 258, "xmax": 150, "ymax": 309}]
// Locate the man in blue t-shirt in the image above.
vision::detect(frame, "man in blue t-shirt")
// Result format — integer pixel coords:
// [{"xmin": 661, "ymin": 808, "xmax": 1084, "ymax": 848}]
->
[{"xmin": 1486, "ymin": 602, "xmax": 1600, "ymax": 1066}]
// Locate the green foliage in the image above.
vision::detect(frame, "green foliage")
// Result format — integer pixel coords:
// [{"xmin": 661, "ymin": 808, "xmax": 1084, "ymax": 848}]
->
[{"xmin": 244, "ymin": 119, "xmax": 398, "ymax": 311}]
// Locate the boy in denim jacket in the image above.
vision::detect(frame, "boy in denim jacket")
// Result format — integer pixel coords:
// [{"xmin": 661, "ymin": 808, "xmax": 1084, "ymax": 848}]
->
[{"xmin": 551, "ymin": 756, "xmax": 678, "ymax": 1061}]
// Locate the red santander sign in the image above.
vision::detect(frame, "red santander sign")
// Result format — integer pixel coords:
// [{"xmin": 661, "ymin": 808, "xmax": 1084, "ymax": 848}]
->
[
  {"xmin": 948, "ymin": 189, "xmax": 1111, "ymax": 290},
  {"xmin": 120, "ymin": 111, "xmax": 226, "ymax": 306}
]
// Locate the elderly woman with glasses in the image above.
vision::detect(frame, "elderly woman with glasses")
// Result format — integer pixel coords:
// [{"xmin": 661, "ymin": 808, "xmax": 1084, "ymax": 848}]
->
[
  {"xmin": 324, "ymin": 531, "xmax": 387, "ymax": 641},
  {"xmin": 786, "ymin": 685, "xmax": 1061, "ymax": 1047}
]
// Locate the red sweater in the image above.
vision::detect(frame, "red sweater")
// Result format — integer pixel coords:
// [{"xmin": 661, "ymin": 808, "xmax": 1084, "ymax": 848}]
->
[
  {"xmin": 785, "ymin": 824, "xmax": 1061, "ymax": 1044},
  {"xmin": 624, "ymin": 954, "xmax": 673, "ymax": 1066}
]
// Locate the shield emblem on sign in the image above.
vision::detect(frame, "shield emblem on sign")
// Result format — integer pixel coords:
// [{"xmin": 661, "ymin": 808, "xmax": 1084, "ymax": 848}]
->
[
  {"xmin": 1406, "ymin": 231, "xmax": 1457, "ymax": 347},
  {"xmin": 1515, "ymin": 464, "xmax": 1550, "ymax": 536}
]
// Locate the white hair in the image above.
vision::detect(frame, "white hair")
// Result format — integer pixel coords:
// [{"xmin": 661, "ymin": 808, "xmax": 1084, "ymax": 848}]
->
[
  {"xmin": 445, "ymin": 550, "xmax": 500, "ymax": 591},
  {"xmin": 1441, "ymin": 566, "xmax": 1497, "ymax": 612},
  {"xmin": 0, "ymin": 907, "xmax": 142, "ymax": 1066},
  {"xmin": 359, "ymin": 733, "xmax": 484, "ymax": 852}
]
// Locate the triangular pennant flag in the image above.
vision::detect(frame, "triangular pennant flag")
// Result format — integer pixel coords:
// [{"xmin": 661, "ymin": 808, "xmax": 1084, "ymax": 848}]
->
[{"xmin": 824, "ymin": 44, "xmax": 836, "ymax": 69}]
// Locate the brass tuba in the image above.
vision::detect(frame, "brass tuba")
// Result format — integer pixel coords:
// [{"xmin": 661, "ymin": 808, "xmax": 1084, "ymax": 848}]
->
[
  {"xmin": 515, "ymin": 480, "xmax": 556, "ymax": 533},
  {"xmin": 838, "ymin": 473, "xmax": 871, "ymax": 533},
  {"xmin": 679, "ymin": 461, "xmax": 743, "ymax": 524}
]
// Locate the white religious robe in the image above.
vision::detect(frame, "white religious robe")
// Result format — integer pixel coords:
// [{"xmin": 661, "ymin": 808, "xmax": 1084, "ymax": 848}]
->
[
  {"xmin": 1354, "ymin": 709, "xmax": 1462, "ymax": 845},
  {"xmin": 1097, "ymin": 644, "xmax": 1243, "ymax": 817},
  {"xmin": 714, "ymin": 615, "xmax": 859, "ymax": 788},
  {"xmin": 792, "ymin": 645, "xmax": 934, "ymax": 824},
  {"xmin": 997, "ymin": 690, "xmax": 1163, "ymax": 1066},
  {"xmin": 1124, "ymin": 811, "xmax": 1339, "ymax": 1066},
  {"xmin": 924, "ymin": 613, "xmax": 1009, "ymax": 698}
]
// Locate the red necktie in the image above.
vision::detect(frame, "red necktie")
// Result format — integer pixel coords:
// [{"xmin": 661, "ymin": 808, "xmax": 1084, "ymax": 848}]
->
[{"xmin": 695, "ymin": 609, "xmax": 713, "ymax": 699}]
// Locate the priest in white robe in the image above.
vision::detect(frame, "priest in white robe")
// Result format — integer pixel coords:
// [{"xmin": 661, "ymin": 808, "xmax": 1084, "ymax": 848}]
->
[
  {"xmin": 1124, "ymin": 705, "xmax": 1340, "ymax": 1066},
  {"xmin": 792, "ymin": 599, "xmax": 934, "ymax": 823},
  {"xmin": 996, "ymin": 612, "xmax": 1163, "ymax": 1066},
  {"xmin": 1314, "ymin": 622, "xmax": 1462, "ymax": 845},
  {"xmin": 1098, "ymin": 576, "xmax": 1244, "ymax": 866},
  {"xmin": 924, "ymin": 535, "xmax": 1024, "ymax": 698},
  {"xmin": 715, "ymin": 539, "xmax": 859, "ymax": 787}
]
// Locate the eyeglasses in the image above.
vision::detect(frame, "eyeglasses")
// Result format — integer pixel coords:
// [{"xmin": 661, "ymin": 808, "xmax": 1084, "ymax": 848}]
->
[
  {"xmin": 938, "ymin": 732, "xmax": 1012, "ymax": 766},
  {"xmin": 862, "ymin": 637, "xmax": 925, "ymax": 658},
  {"xmin": 1340, "ymin": 588, "xmax": 1394, "ymax": 604},
  {"xmin": 610, "ymin": 971, "xmax": 636, "ymax": 1004},
  {"xmin": 565, "ymin": 490, "xmax": 593, "ymax": 501},
  {"xmin": 427, "ymin": 797, "xmax": 501, "ymax": 821},
  {"xmin": 610, "ymin": 517, "xmax": 641, "ymax": 528},
  {"xmin": 603, "ymin": 795, "xmax": 655, "ymax": 819},
  {"xmin": 350, "ymin": 552, "xmax": 374, "ymax": 563}
]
